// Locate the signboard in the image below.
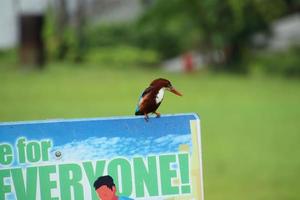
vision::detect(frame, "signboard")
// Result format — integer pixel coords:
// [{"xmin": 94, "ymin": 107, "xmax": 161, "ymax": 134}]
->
[{"xmin": 0, "ymin": 113, "xmax": 204, "ymax": 200}]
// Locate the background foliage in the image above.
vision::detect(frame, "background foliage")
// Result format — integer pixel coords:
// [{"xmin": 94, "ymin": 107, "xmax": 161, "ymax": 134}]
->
[{"xmin": 43, "ymin": 0, "xmax": 300, "ymax": 76}]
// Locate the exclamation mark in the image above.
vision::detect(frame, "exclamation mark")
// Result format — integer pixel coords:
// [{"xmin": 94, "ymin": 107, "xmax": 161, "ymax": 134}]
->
[{"xmin": 178, "ymin": 153, "xmax": 191, "ymax": 194}]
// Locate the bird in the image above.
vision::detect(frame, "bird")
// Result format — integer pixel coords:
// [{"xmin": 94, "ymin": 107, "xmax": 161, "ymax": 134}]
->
[{"xmin": 135, "ymin": 78, "xmax": 182, "ymax": 121}]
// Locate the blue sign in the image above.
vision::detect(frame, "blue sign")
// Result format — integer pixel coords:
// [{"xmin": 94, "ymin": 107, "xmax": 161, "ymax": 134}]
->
[{"xmin": 0, "ymin": 113, "xmax": 204, "ymax": 200}]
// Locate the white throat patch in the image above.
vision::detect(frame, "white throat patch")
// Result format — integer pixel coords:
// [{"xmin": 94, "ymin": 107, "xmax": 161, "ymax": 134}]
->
[{"xmin": 156, "ymin": 88, "xmax": 165, "ymax": 104}]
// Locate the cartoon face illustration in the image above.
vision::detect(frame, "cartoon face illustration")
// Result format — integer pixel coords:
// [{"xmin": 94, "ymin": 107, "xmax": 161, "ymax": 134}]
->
[
  {"xmin": 96, "ymin": 185, "xmax": 117, "ymax": 200},
  {"xmin": 94, "ymin": 175, "xmax": 118, "ymax": 200}
]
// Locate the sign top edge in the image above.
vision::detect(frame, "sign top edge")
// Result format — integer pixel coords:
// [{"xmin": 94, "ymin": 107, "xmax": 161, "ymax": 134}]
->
[{"xmin": 0, "ymin": 113, "xmax": 200, "ymax": 126}]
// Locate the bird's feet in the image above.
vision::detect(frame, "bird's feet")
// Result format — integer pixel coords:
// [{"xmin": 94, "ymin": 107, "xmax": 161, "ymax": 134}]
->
[
  {"xmin": 154, "ymin": 112, "xmax": 161, "ymax": 118},
  {"xmin": 144, "ymin": 113, "xmax": 149, "ymax": 122}
]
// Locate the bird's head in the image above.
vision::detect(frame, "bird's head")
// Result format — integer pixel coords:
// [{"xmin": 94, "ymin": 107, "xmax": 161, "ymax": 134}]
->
[{"xmin": 150, "ymin": 78, "xmax": 182, "ymax": 96}]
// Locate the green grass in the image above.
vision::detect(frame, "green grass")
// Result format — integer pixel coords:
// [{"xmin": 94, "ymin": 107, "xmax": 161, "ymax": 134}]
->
[{"xmin": 1, "ymin": 62, "xmax": 300, "ymax": 200}]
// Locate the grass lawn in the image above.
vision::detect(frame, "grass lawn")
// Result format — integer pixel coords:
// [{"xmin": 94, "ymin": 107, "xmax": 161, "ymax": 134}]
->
[{"xmin": 0, "ymin": 62, "xmax": 300, "ymax": 200}]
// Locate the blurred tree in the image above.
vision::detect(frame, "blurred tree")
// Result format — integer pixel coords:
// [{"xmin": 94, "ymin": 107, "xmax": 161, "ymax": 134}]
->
[
  {"xmin": 185, "ymin": 0, "xmax": 290, "ymax": 70},
  {"xmin": 44, "ymin": 0, "xmax": 87, "ymax": 62},
  {"xmin": 136, "ymin": 0, "xmax": 299, "ymax": 70},
  {"xmin": 74, "ymin": 0, "xmax": 87, "ymax": 63},
  {"xmin": 56, "ymin": 0, "xmax": 68, "ymax": 60},
  {"xmin": 136, "ymin": 0, "xmax": 198, "ymax": 59}
]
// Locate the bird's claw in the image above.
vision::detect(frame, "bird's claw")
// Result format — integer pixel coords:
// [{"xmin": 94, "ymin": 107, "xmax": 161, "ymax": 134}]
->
[
  {"xmin": 155, "ymin": 112, "xmax": 161, "ymax": 118},
  {"xmin": 143, "ymin": 112, "xmax": 160, "ymax": 122},
  {"xmin": 144, "ymin": 114, "xmax": 149, "ymax": 122}
]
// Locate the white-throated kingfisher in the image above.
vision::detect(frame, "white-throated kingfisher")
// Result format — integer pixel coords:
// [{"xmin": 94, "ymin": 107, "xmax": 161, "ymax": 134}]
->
[{"xmin": 135, "ymin": 78, "xmax": 182, "ymax": 121}]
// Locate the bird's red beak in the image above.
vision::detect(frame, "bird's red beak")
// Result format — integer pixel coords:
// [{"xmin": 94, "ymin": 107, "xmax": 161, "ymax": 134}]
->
[{"xmin": 169, "ymin": 87, "xmax": 182, "ymax": 96}]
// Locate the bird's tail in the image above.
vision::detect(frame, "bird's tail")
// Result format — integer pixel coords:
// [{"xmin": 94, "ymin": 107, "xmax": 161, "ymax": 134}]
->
[{"xmin": 135, "ymin": 110, "xmax": 143, "ymax": 115}]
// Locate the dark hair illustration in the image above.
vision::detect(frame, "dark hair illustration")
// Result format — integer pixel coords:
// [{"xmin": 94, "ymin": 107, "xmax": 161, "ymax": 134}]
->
[{"xmin": 94, "ymin": 175, "xmax": 115, "ymax": 190}]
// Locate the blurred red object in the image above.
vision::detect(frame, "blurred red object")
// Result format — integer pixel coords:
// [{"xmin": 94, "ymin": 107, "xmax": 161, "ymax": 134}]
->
[{"xmin": 183, "ymin": 53, "xmax": 194, "ymax": 72}]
